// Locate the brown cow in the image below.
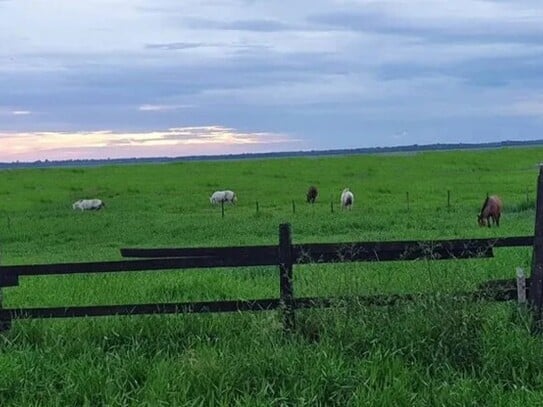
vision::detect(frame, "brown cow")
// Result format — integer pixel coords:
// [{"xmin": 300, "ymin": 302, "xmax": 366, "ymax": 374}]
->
[
  {"xmin": 306, "ymin": 186, "xmax": 318, "ymax": 203},
  {"xmin": 478, "ymin": 195, "xmax": 502, "ymax": 228}
]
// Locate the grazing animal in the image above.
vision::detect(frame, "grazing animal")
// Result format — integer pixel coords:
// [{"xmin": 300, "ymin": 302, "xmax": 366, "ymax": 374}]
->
[
  {"xmin": 306, "ymin": 186, "xmax": 318, "ymax": 203},
  {"xmin": 478, "ymin": 195, "xmax": 502, "ymax": 227},
  {"xmin": 209, "ymin": 190, "xmax": 237, "ymax": 205},
  {"xmin": 340, "ymin": 188, "xmax": 354, "ymax": 210},
  {"xmin": 72, "ymin": 199, "xmax": 105, "ymax": 211}
]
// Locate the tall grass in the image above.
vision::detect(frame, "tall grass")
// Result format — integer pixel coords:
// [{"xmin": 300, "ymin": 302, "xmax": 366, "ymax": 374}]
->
[{"xmin": 1, "ymin": 147, "xmax": 543, "ymax": 405}]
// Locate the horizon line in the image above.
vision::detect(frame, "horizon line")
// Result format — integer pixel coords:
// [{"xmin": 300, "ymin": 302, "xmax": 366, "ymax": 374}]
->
[{"xmin": 2, "ymin": 138, "xmax": 543, "ymax": 168}]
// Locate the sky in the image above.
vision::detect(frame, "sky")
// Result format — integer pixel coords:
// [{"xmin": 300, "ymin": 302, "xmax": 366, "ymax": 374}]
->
[{"xmin": 1, "ymin": 0, "xmax": 543, "ymax": 162}]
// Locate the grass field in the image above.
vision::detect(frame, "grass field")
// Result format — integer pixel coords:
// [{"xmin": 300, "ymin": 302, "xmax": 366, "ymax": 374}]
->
[{"xmin": 1, "ymin": 147, "xmax": 543, "ymax": 405}]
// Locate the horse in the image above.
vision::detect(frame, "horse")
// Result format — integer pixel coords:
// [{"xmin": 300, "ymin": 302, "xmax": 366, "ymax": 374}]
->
[
  {"xmin": 478, "ymin": 195, "xmax": 502, "ymax": 227},
  {"xmin": 306, "ymin": 186, "xmax": 318, "ymax": 203},
  {"xmin": 210, "ymin": 190, "xmax": 237, "ymax": 205},
  {"xmin": 72, "ymin": 199, "xmax": 105, "ymax": 211},
  {"xmin": 340, "ymin": 188, "xmax": 354, "ymax": 210}
]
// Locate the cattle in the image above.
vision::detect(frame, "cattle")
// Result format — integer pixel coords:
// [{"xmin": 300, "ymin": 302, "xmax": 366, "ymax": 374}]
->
[
  {"xmin": 210, "ymin": 190, "xmax": 237, "ymax": 205},
  {"xmin": 478, "ymin": 195, "xmax": 502, "ymax": 227},
  {"xmin": 306, "ymin": 186, "xmax": 318, "ymax": 204},
  {"xmin": 72, "ymin": 199, "xmax": 105, "ymax": 211},
  {"xmin": 340, "ymin": 188, "xmax": 354, "ymax": 210}
]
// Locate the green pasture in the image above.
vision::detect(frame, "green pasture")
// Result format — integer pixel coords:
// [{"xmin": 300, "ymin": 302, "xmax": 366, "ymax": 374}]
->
[{"xmin": 1, "ymin": 147, "xmax": 543, "ymax": 406}]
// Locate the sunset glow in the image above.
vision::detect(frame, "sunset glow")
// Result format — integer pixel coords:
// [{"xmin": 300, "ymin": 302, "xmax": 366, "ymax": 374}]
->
[{"xmin": 0, "ymin": 126, "xmax": 300, "ymax": 162}]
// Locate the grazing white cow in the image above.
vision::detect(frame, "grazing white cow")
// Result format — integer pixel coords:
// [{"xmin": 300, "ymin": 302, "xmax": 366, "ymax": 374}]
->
[
  {"xmin": 210, "ymin": 191, "xmax": 226, "ymax": 204},
  {"xmin": 340, "ymin": 188, "xmax": 354, "ymax": 210},
  {"xmin": 209, "ymin": 190, "xmax": 237, "ymax": 205},
  {"xmin": 223, "ymin": 190, "xmax": 237, "ymax": 204},
  {"xmin": 72, "ymin": 199, "xmax": 105, "ymax": 211}
]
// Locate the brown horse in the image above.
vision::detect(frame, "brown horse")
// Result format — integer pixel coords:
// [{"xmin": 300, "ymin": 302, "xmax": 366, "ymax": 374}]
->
[
  {"xmin": 306, "ymin": 186, "xmax": 318, "ymax": 203},
  {"xmin": 478, "ymin": 195, "xmax": 502, "ymax": 227}
]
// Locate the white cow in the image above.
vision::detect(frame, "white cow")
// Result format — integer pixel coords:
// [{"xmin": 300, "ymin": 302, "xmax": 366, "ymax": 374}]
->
[
  {"xmin": 72, "ymin": 199, "xmax": 105, "ymax": 211},
  {"xmin": 340, "ymin": 188, "xmax": 354, "ymax": 210},
  {"xmin": 223, "ymin": 190, "xmax": 237, "ymax": 204},
  {"xmin": 209, "ymin": 190, "xmax": 237, "ymax": 205}
]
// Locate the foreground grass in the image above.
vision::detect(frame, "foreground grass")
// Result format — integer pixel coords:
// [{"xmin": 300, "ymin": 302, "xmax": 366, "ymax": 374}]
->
[
  {"xmin": 1, "ymin": 147, "xmax": 543, "ymax": 405},
  {"xmin": 1, "ymin": 300, "xmax": 542, "ymax": 406}
]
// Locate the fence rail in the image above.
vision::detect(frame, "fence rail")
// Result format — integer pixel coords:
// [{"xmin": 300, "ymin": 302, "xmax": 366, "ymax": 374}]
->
[
  {"xmin": 1, "ymin": 167, "xmax": 543, "ymax": 334},
  {"xmin": 0, "ymin": 226, "xmax": 535, "ymax": 332}
]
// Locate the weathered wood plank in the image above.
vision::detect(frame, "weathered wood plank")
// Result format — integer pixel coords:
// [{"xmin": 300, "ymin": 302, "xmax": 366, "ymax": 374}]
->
[
  {"xmin": 530, "ymin": 166, "xmax": 543, "ymax": 332},
  {"xmin": 294, "ymin": 246, "xmax": 494, "ymax": 263},
  {"xmin": 294, "ymin": 236, "xmax": 532, "ymax": 259},
  {"xmin": 0, "ymin": 255, "xmax": 276, "ymax": 278},
  {"xmin": 1, "ymin": 288, "xmax": 519, "ymax": 323},
  {"xmin": 121, "ymin": 245, "xmax": 277, "ymax": 260}
]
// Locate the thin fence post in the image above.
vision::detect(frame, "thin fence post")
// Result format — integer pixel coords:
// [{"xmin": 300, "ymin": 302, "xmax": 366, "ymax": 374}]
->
[
  {"xmin": 278, "ymin": 223, "xmax": 295, "ymax": 333},
  {"xmin": 256, "ymin": 201, "xmax": 259, "ymax": 214},
  {"xmin": 529, "ymin": 165, "xmax": 543, "ymax": 333},
  {"xmin": 330, "ymin": 201, "xmax": 334, "ymax": 213},
  {"xmin": 447, "ymin": 190, "xmax": 451, "ymax": 211},
  {"xmin": 221, "ymin": 200, "xmax": 225, "ymax": 219},
  {"xmin": 517, "ymin": 267, "xmax": 526, "ymax": 305},
  {"xmin": 292, "ymin": 200, "xmax": 296, "ymax": 214}
]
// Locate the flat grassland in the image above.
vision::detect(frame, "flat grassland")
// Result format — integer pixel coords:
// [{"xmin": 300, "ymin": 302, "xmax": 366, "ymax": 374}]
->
[{"xmin": 1, "ymin": 147, "xmax": 543, "ymax": 406}]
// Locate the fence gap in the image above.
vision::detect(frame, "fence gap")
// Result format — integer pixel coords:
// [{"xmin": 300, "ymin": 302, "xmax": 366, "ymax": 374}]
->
[
  {"xmin": 278, "ymin": 223, "xmax": 295, "ymax": 333},
  {"xmin": 530, "ymin": 165, "xmax": 543, "ymax": 333}
]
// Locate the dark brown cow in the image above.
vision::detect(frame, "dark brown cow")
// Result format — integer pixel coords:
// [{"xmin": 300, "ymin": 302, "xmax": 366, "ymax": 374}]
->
[
  {"xmin": 478, "ymin": 195, "xmax": 503, "ymax": 227},
  {"xmin": 306, "ymin": 186, "xmax": 318, "ymax": 203}
]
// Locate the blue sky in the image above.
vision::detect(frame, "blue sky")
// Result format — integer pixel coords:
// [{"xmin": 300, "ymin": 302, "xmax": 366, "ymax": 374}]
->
[{"xmin": 1, "ymin": 0, "xmax": 543, "ymax": 161}]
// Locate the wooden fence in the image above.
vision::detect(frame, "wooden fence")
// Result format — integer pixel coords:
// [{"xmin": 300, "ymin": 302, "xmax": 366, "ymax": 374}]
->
[{"xmin": 2, "ymin": 167, "xmax": 543, "ymax": 334}]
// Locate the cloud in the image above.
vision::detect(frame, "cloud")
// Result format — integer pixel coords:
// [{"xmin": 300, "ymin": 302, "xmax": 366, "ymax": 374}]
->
[
  {"xmin": 1, "ymin": 0, "xmax": 543, "ymax": 154},
  {"xmin": 505, "ymin": 97, "xmax": 543, "ymax": 119},
  {"xmin": 0, "ymin": 108, "xmax": 32, "ymax": 116},
  {"xmin": 0, "ymin": 125, "xmax": 301, "ymax": 161},
  {"xmin": 145, "ymin": 42, "xmax": 204, "ymax": 50},
  {"xmin": 184, "ymin": 18, "xmax": 295, "ymax": 32},
  {"xmin": 307, "ymin": 2, "xmax": 543, "ymax": 44},
  {"xmin": 138, "ymin": 104, "xmax": 194, "ymax": 111}
]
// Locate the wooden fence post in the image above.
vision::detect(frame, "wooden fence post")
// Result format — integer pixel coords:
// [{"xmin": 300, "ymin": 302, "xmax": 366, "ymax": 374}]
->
[
  {"xmin": 278, "ymin": 223, "xmax": 295, "ymax": 332},
  {"xmin": 529, "ymin": 165, "xmax": 543, "ymax": 333}
]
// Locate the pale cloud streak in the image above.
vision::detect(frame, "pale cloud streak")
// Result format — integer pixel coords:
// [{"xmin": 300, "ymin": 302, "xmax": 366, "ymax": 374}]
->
[
  {"xmin": 0, "ymin": 126, "xmax": 300, "ymax": 161},
  {"xmin": 138, "ymin": 104, "xmax": 195, "ymax": 111}
]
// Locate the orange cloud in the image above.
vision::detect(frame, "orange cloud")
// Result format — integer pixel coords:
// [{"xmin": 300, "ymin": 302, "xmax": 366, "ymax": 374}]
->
[{"xmin": 0, "ymin": 126, "xmax": 300, "ymax": 162}]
